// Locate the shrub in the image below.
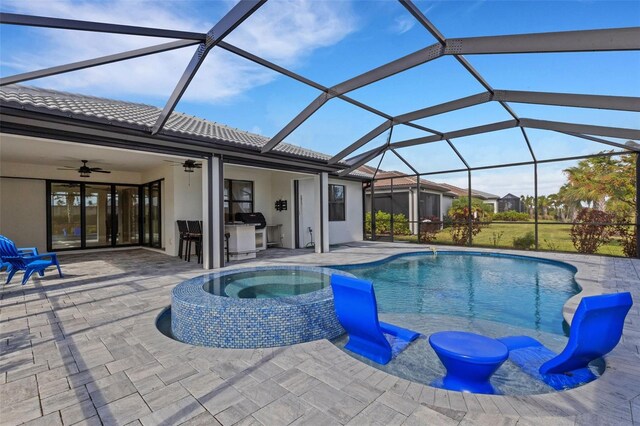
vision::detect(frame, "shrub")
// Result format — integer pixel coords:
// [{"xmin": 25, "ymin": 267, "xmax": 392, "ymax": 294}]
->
[
  {"xmin": 493, "ymin": 211, "xmax": 530, "ymax": 222},
  {"xmin": 513, "ymin": 231, "xmax": 535, "ymax": 250},
  {"xmin": 543, "ymin": 239, "xmax": 559, "ymax": 252},
  {"xmin": 570, "ymin": 208, "xmax": 614, "ymax": 254},
  {"xmin": 448, "ymin": 209, "xmax": 483, "ymax": 245},
  {"xmin": 614, "ymin": 223, "xmax": 637, "ymax": 258},
  {"xmin": 364, "ymin": 211, "xmax": 411, "ymax": 236},
  {"xmin": 393, "ymin": 213, "xmax": 411, "ymax": 235},
  {"xmin": 419, "ymin": 216, "xmax": 442, "ymax": 243},
  {"xmin": 490, "ymin": 231, "xmax": 504, "ymax": 247}
]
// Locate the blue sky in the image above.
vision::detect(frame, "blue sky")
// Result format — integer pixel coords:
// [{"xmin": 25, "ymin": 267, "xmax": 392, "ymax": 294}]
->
[{"xmin": 1, "ymin": 0, "xmax": 639, "ymax": 196}]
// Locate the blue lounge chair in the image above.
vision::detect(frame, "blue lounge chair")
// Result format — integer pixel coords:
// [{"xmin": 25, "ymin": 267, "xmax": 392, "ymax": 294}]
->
[
  {"xmin": 0, "ymin": 235, "xmax": 63, "ymax": 285},
  {"xmin": 331, "ymin": 274, "xmax": 420, "ymax": 365},
  {"xmin": 499, "ymin": 292, "xmax": 633, "ymax": 390},
  {"xmin": 1, "ymin": 246, "xmax": 39, "ymax": 273}
]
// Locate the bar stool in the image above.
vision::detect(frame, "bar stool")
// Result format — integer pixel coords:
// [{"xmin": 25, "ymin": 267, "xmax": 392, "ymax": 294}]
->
[
  {"xmin": 186, "ymin": 220, "xmax": 202, "ymax": 263},
  {"xmin": 177, "ymin": 220, "xmax": 190, "ymax": 259},
  {"xmin": 224, "ymin": 232, "xmax": 230, "ymax": 263}
]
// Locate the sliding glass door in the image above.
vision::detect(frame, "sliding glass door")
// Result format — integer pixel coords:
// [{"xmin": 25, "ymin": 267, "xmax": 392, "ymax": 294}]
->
[
  {"xmin": 116, "ymin": 185, "xmax": 140, "ymax": 245},
  {"xmin": 143, "ymin": 180, "xmax": 161, "ymax": 248},
  {"xmin": 48, "ymin": 180, "xmax": 161, "ymax": 251},
  {"xmin": 50, "ymin": 183, "xmax": 82, "ymax": 250},
  {"xmin": 85, "ymin": 184, "xmax": 112, "ymax": 247}
]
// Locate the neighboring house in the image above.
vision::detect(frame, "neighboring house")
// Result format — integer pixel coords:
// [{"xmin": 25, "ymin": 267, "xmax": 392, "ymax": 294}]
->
[
  {"xmin": 498, "ymin": 193, "xmax": 525, "ymax": 213},
  {"xmin": 435, "ymin": 183, "xmax": 500, "ymax": 214},
  {"xmin": 361, "ymin": 168, "xmax": 506, "ymax": 235},
  {"xmin": 0, "ymin": 85, "xmax": 368, "ymax": 268},
  {"xmin": 363, "ymin": 170, "xmax": 451, "ymax": 234}
]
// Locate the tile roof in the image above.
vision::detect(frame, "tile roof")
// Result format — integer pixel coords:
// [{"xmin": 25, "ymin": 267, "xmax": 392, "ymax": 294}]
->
[
  {"xmin": 436, "ymin": 183, "xmax": 499, "ymax": 199},
  {"xmin": 368, "ymin": 170, "xmax": 451, "ymax": 192},
  {"xmin": 360, "ymin": 167, "xmax": 501, "ymax": 198},
  {"xmin": 0, "ymin": 84, "xmax": 337, "ymax": 164}
]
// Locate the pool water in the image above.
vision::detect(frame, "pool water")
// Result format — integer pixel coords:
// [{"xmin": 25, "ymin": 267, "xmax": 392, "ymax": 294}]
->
[
  {"xmin": 203, "ymin": 269, "xmax": 330, "ymax": 298},
  {"xmin": 333, "ymin": 252, "xmax": 579, "ymax": 335},
  {"xmin": 331, "ymin": 252, "xmax": 601, "ymax": 395}
]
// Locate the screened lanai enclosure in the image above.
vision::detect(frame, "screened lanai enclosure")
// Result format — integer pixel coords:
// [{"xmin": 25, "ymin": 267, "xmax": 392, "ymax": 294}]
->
[{"xmin": 1, "ymin": 0, "xmax": 639, "ymax": 258}]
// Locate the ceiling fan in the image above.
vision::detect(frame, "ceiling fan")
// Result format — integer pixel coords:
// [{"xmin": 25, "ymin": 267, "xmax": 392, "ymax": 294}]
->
[
  {"xmin": 164, "ymin": 159, "xmax": 202, "ymax": 173},
  {"xmin": 57, "ymin": 160, "xmax": 111, "ymax": 178}
]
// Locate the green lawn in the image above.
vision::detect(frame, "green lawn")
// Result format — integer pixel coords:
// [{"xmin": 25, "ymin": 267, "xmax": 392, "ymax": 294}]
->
[{"xmin": 392, "ymin": 221, "xmax": 627, "ymax": 257}]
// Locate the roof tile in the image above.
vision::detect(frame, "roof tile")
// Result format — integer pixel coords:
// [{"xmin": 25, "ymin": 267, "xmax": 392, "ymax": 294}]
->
[{"xmin": 0, "ymin": 84, "xmax": 340, "ymax": 164}]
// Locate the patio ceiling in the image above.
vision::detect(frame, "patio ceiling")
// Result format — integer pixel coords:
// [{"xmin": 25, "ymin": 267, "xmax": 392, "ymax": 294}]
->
[
  {"xmin": 0, "ymin": 0, "xmax": 639, "ymax": 179},
  {"xmin": 0, "ymin": 133, "xmax": 190, "ymax": 172}
]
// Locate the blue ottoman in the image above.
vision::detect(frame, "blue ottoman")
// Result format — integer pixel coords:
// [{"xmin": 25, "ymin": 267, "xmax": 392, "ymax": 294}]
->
[{"xmin": 429, "ymin": 331, "xmax": 508, "ymax": 394}]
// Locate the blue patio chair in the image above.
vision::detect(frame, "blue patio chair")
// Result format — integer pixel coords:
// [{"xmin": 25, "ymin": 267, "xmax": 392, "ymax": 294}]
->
[
  {"xmin": 331, "ymin": 274, "xmax": 420, "ymax": 365},
  {"xmin": 0, "ymin": 235, "xmax": 63, "ymax": 285},
  {"xmin": 498, "ymin": 292, "xmax": 633, "ymax": 390},
  {"xmin": 1, "ymin": 245, "xmax": 39, "ymax": 273}
]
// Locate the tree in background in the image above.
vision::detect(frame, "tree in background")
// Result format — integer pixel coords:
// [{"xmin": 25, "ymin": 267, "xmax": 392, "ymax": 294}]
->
[
  {"xmin": 449, "ymin": 197, "xmax": 493, "ymax": 220},
  {"xmin": 537, "ymin": 195, "xmax": 550, "ymax": 219},
  {"xmin": 563, "ymin": 153, "xmax": 636, "ymax": 256},
  {"xmin": 546, "ymin": 193, "xmax": 560, "ymax": 220},
  {"xmin": 555, "ymin": 184, "xmax": 583, "ymax": 221},
  {"xmin": 562, "ymin": 153, "xmax": 635, "ymax": 219},
  {"xmin": 520, "ymin": 195, "xmax": 535, "ymax": 217}
]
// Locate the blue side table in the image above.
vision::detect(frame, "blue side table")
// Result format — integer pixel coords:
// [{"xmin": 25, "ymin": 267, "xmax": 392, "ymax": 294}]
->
[{"xmin": 429, "ymin": 331, "xmax": 508, "ymax": 394}]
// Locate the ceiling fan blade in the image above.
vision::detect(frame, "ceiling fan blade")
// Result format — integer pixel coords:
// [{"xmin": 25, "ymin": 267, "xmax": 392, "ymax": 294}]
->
[
  {"xmin": 57, "ymin": 166, "xmax": 77, "ymax": 170},
  {"xmin": 92, "ymin": 170, "xmax": 111, "ymax": 173}
]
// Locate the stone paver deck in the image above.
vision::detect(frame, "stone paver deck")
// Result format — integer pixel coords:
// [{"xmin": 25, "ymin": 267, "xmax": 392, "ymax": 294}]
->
[{"xmin": 1, "ymin": 242, "xmax": 638, "ymax": 425}]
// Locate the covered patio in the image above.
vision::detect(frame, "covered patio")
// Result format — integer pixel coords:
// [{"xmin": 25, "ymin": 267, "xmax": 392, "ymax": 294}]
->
[{"xmin": 1, "ymin": 246, "xmax": 639, "ymax": 425}]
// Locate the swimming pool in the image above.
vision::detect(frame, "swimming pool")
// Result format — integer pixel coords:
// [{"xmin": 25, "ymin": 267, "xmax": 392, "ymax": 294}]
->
[
  {"xmin": 331, "ymin": 251, "xmax": 599, "ymax": 395},
  {"xmin": 333, "ymin": 251, "xmax": 579, "ymax": 335}
]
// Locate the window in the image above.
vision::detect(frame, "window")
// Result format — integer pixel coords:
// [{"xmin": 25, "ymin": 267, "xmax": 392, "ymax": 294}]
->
[
  {"xmin": 224, "ymin": 179, "xmax": 254, "ymax": 222},
  {"xmin": 329, "ymin": 184, "xmax": 346, "ymax": 221},
  {"xmin": 419, "ymin": 192, "xmax": 440, "ymax": 219}
]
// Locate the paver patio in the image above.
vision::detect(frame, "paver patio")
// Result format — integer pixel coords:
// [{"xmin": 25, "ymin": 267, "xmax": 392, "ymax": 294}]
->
[{"xmin": 1, "ymin": 243, "xmax": 638, "ymax": 425}]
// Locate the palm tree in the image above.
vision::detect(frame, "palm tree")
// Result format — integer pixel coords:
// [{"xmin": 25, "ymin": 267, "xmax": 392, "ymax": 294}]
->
[
  {"xmin": 557, "ymin": 184, "xmax": 583, "ymax": 221},
  {"xmin": 563, "ymin": 156, "xmax": 618, "ymax": 211},
  {"xmin": 520, "ymin": 195, "xmax": 535, "ymax": 218},
  {"xmin": 546, "ymin": 193, "xmax": 559, "ymax": 220},
  {"xmin": 537, "ymin": 195, "xmax": 550, "ymax": 219}
]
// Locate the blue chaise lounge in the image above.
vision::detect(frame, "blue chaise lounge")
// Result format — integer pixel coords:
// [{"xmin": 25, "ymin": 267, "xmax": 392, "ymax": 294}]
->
[
  {"xmin": 499, "ymin": 292, "xmax": 633, "ymax": 390},
  {"xmin": 331, "ymin": 274, "xmax": 420, "ymax": 365}
]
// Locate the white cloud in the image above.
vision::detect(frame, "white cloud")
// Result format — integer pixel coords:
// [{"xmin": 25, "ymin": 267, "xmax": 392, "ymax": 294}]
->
[
  {"xmin": 390, "ymin": 15, "xmax": 415, "ymax": 35},
  {"xmin": 1, "ymin": 0, "xmax": 356, "ymax": 104},
  {"xmin": 227, "ymin": 0, "xmax": 357, "ymax": 65}
]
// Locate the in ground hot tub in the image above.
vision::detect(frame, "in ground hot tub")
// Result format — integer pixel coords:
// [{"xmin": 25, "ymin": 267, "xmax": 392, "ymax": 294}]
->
[{"xmin": 171, "ymin": 266, "xmax": 350, "ymax": 348}]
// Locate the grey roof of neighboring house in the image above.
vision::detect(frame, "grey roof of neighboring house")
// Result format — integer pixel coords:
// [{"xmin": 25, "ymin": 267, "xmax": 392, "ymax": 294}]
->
[
  {"xmin": 0, "ymin": 84, "xmax": 351, "ymax": 167},
  {"xmin": 436, "ymin": 183, "xmax": 500, "ymax": 200},
  {"xmin": 472, "ymin": 189, "xmax": 500, "ymax": 200}
]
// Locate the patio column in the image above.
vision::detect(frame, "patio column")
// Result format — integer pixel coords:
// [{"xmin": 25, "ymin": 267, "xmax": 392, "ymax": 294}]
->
[
  {"xmin": 202, "ymin": 155, "xmax": 223, "ymax": 269},
  {"xmin": 315, "ymin": 172, "xmax": 329, "ymax": 253}
]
